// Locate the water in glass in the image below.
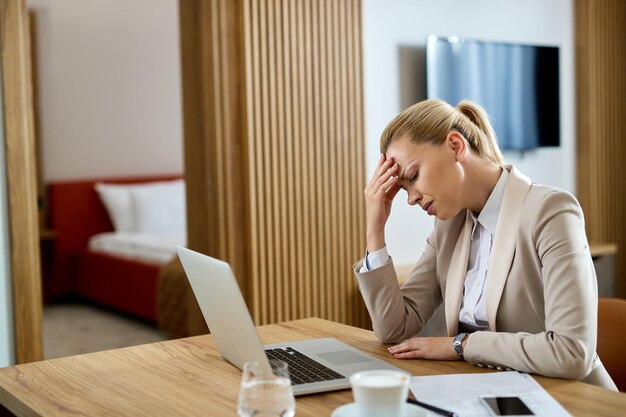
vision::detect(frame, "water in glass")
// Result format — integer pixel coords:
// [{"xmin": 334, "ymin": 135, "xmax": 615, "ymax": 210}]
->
[{"xmin": 237, "ymin": 360, "xmax": 295, "ymax": 417}]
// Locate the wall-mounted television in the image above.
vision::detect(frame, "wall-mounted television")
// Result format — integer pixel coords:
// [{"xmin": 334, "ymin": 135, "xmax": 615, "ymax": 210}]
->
[{"xmin": 426, "ymin": 35, "xmax": 560, "ymax": 150}]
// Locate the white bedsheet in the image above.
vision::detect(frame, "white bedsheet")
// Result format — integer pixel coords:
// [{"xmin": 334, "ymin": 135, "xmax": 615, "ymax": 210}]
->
[{"xmin": 88, "ymin": 231, "xmax": 186, "ymax": 265}]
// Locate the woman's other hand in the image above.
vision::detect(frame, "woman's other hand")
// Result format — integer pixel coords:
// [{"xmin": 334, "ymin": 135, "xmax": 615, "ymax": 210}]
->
[
  {"xmin": 364, "ymin": 154, "xmax": 400, "ymax": 252},
  {"xmin": 387, "ymin": 337, "xmax": 459, "ymax": 361}
]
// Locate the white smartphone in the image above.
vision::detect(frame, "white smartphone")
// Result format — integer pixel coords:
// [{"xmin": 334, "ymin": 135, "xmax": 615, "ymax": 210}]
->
[{"xmin": 479, "ymin": 396, "xmax": 535, "ymax": 416}]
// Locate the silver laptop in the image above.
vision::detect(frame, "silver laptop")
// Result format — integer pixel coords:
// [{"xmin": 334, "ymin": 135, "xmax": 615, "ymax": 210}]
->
[{"xmin": 176, "ymin": 246, "xmax": 405, "ymax": 395}]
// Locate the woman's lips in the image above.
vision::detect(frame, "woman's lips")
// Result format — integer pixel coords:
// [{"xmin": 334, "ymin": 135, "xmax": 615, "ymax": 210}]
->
[{"xmin": 423, "ymin": 201, "xmax": 433, "ymax": 215}]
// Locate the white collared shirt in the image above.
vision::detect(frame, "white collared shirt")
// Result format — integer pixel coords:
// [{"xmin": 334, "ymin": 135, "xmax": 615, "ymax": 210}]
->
[{"xmin": 360, "ymin": 169, "xmax": 509, "ymax": 332}]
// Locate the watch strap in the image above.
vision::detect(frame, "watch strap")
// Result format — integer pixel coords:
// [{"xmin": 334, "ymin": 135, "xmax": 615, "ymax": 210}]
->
[{"xmin": 453, "ymin": 333, "xmax": 467, "ymax": 360}]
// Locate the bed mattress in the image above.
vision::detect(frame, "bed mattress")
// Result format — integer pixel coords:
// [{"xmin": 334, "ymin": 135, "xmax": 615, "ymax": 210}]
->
[{"xmin": 88, "ymin": 231, "xmax": 186, "ymax": 265}]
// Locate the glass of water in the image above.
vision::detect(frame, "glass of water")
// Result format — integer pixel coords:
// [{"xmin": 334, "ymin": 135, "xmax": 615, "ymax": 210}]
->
[{"xmin": 237, "ymin": 360, "xmax": 296, "ymax": 417}]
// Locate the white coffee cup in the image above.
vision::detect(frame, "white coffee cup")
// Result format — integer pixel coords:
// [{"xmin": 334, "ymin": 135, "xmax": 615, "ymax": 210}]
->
[{"xmin": 349, "ymin": 370, "xmax": 410, "ymax": 417}]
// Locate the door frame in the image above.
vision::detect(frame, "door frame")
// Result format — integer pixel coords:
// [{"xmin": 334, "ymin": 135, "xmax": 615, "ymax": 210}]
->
[{"xmin": 0, "ymin": 0, "xmax": 43, "ymax": 364}]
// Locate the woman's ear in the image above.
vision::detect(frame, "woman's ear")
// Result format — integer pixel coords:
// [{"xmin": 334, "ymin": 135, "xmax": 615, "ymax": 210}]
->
[{"xmin": 446, "ymin": 131, "xmax": 467, "ymax": 162}]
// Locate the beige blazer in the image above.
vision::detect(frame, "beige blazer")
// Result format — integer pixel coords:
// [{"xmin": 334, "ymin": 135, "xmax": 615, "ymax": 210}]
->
[{"xmin": 353, "ymin": 165, "xmax": 617, "ymax": 390}]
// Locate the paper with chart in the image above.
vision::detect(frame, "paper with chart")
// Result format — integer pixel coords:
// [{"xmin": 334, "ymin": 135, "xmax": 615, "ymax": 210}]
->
[{"xmin": 409, "ymin": 371, "xmax": 571, "ymax": 417}]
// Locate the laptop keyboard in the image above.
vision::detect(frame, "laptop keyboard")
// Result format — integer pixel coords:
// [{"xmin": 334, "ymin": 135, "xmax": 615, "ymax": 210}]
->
[{"xmin": 265, "ymin": 347, "xmax": 346, "ymax": 385}]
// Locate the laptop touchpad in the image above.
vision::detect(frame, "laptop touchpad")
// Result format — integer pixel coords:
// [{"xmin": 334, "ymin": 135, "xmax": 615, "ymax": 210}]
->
[{"xmin": 317, "ymin": 350, "xmax": 372, "ymax": 366}]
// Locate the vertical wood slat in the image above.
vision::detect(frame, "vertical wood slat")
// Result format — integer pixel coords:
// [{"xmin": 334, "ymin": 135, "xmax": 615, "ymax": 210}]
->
[
  {"xmin": 298, "ymin": 0, "xmax": 314, "ymax": 316},
  {"xmin": 339, "ymin": 0, "xmax": 349, "ymax": 325},
  {"xmin": 281, "ymin": 0, "xmax": 296, "ymax": 322},
  {"xmin": 325, "ymin": 0, "xmax": 335, "ymax": 322},
  {"xmin": 265, "ymin": 0, "xmax": 275, "ymax": 322},
  {"xmin": 274, "ymin": 0, "xmax": 288, "ymax": 322},
  {"xmin": 289, "ymin": 0, "xmax": 306, "ymax": 320},
  {"xmin": 576, "ymin": 0, "xmax": 626, "ymax": 297},
  {"xmin": 306, "ymin": 0, "xmax": 319, "ymax": 320},
  {"xmin": 211, "ymin": 0, "xmax": 226, "ymax": 262},
  {"xmin": 353, "ymin": 0, "xmax": 367, "ymax": 327},
  {"xmin": 319, "ymin": 0, "xmax": 330, "ymax": 321},
  {"xmin": 342, "ymin": 0, "xmax": 353, "ymax": 326},
  {"xmin": 0, "ymin": 0, "xmax": 44, "ymax": 363},
  {"xmin": 259, "ymin": 0, "xmax": 272, "ymax": 324},
  {"xmin": 182, "ymin": 0, "xmax": 368, "ymax": 329},
  {"xmin": 243, "ymin": 0, "xmax": 260, "ymax": 322}
]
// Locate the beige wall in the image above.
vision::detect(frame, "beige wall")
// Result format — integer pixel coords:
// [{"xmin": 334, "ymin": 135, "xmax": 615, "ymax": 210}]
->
[{"xmin": 27, "ymin": 0, "xmax": 183, "ymax": 181}]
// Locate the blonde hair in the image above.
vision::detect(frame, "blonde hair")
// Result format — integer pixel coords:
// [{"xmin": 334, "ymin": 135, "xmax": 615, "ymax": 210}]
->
[{"xmin": 380, "ymin": 99, "xmax": 505, "ymax": 166}]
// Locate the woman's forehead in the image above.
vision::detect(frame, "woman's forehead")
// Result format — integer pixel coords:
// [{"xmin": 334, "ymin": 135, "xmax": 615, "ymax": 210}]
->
[{"xmin": 386, "ymin": 138, "xmax": 432, "ymax": 160}]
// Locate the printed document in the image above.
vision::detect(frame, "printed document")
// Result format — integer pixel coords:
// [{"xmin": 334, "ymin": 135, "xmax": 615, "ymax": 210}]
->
[{"xmin": 409, "ymin": 371, "xmax": 571, "ymax": 417}]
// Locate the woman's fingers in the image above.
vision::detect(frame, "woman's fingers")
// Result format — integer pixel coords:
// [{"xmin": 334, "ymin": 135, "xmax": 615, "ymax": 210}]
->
[
  {"xmin": 389, "ymin": 340, "xmax": 424, "ymax": 359},
  {"xmin": 388, "ymin": 339, "xmax": 419, "ymax": 354},
  {"xmin": 375, "ymin": 154, "xmax": 392, "ymax": 177},
  {"xmin": 367, "ymin": 155, "xmax": 388, "ymax": 187},
  {"xmin": 368, "ymin": 156, "xmax": 395, "ymax": 190},
  {"xmin": 364, "ymin": 155, "xmax": 398, "ymax": 236},
  {"xmin": 393, "ymin": 351, "xmax": 423, "ymax": 359},
  {"xmin": 380, "ymin": 173, "xmax": 399, "ymax": 194},
  {"xmin": 385, "ymin": 182, "xmax": 401, "ymax": 201},
  {"xmin": 371, "ymin": 163, "xmax": 398, "ymax": 194}
]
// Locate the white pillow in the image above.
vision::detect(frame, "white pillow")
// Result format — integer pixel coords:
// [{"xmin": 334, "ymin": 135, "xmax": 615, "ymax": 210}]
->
[
  {"xmin": 131, "ymin": 180, "xmax": 186, "ymax": 233},
  {"xmin": 95, "ymin": 180, "xmax": 186, "ymax": 233},
  {"xmin": 94, "ymin": 182, "xmax": 136, "ymax": 232}
]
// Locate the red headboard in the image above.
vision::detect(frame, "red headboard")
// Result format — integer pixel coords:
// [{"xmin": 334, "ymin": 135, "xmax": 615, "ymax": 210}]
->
[{"xmin": 47, "ymin": 174, "xmax": 182, "ymax": 299}]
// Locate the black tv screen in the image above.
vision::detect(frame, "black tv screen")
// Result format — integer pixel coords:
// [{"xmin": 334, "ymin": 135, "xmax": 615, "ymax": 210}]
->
[{"xmin": 426, "ymin": 35, "xmax": 560, "ymax": 150}]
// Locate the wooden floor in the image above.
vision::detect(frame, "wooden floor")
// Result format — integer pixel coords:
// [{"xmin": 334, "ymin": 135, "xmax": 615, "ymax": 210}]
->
[{"xmin": 43, "ymin": 302, "xmax": 170, "ymax": 359}]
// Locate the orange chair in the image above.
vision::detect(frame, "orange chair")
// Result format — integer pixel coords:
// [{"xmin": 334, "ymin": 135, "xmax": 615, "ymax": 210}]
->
[{"xmin": 597, "ymin": 297, "xmax": 626, "ymax": 391}]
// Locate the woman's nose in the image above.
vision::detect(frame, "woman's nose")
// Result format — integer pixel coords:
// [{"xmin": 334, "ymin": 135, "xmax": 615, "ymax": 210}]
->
[{"xmin": 407, "ymin": 191, "xmax": 421, "ymax": 206}]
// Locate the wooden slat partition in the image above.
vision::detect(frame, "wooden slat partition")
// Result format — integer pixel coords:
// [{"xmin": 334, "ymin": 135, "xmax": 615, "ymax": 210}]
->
[
  {"xmin": 180, "ymin": 0, "xmax": 369, "ymax": 328},
  {"xmin": 575, "ymin": 0, "xmax": 626, "ymax": 296},
  {"xmin": 242, "ymin": 0, "xmax": 368, "ymax": 327}
]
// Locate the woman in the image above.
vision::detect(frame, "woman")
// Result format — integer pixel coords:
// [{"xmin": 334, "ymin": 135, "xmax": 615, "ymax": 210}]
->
[{"xmin": 353, "ymin": 99, "xmax": 616, "ymax": 389}]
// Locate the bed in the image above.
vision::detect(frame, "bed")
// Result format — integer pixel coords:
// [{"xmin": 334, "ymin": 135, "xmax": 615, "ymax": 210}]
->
[{"xmin": 47, "ymin": 174, "xmax": 185, "ymax": 323}]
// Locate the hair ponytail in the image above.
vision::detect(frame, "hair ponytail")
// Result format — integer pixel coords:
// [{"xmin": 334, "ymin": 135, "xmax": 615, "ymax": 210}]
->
[
  {"xmin": 455, "ymin": 100, "xmax": 504, "ymax": 166},
  {"xmin": 380, "ymin": 99, "xmax": 505, "ymax": 167}
]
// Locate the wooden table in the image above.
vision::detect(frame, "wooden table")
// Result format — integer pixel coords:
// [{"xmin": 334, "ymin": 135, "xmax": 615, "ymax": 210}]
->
[{"xmin": 0, "ymin": 318, "xmax": 624, "ymax": 416}]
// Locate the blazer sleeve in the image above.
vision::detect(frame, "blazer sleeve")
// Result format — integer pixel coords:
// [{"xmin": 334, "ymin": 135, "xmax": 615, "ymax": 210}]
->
[
  {"xmin": 463, "ymin": 190, "xmax": 598, "ymax": 380},
  {"xmin": 353, "ymin": 230, "xmax": 442, "ymax": 343}
]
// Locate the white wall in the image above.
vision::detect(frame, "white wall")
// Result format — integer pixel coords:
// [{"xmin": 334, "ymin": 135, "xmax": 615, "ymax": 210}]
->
[
  {"xmin": 27, "ymin": 0, "xmax": 183, "ymax": 181},
  {"xmin": 363, "ymin": 0, "xmax": 574, "ymax": 266},
  {"xmin": 0, "ymin": 65, "xmax": 16, "ymax": 367}
]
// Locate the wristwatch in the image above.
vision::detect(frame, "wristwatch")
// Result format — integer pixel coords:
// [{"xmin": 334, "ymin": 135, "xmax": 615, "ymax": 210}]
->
[{"xmin": 453, "ymin": 333, "xmax": 468, "ymax": 360}]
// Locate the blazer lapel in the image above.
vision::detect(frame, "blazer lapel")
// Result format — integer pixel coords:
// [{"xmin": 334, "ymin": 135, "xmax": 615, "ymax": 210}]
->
[
  {"xmin": 485, "ymin": 165, "xmax": 532, "ymax": 330},
  {"xmin": 444, "ymin": 210, "xmax": 473, "ymax": 336}
]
